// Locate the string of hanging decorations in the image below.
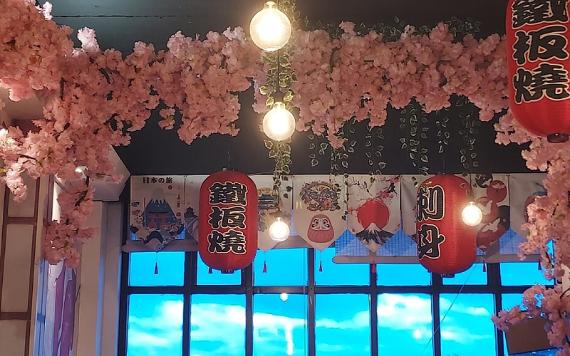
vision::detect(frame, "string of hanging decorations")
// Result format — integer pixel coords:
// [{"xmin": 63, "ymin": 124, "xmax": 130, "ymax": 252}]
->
[{"xmin": 0, "ymin": 0, "xmax": 569, "ymax": 351}]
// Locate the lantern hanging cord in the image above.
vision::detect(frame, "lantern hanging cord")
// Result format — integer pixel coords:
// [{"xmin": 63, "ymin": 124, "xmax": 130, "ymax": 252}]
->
[{"xmin": 422, "ymin": 266, "xmax": 477, "ymax": 354}]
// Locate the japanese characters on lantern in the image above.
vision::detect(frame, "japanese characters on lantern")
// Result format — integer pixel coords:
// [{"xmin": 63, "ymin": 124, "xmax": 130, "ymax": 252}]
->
[
  {"xmin": 199, "ymin": 171, "xmax": 258, "ymax": 271},
  {"xmin": 416, "ymin": 175, "xmax": 477, "ymax": 275},
  {"xmin": 507, "ymin": 0, "xmax": 570, "ymax": 142}
]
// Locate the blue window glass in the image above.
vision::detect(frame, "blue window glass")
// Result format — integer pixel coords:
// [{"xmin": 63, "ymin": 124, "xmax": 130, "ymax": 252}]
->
[
  {"xmin": 127, "ymin": 294, "xmax": 183, "ymax": 356},
  {"xmin": 190, "ymin": 294, "xmax": 245, "ymax": 355},
  {"xmin": 377, "ymin": 264, "xmax": 431, "ymax": 286},
  {"xmin": 253, "ymin": 294, "xmax": 307, "ymax": 355},
  {"xmin": 442, "ymin": 263, "xmax": 487, "ymax": 285},
  {"xmin": 315, "ymin": 248, "xmax": 369, "ymax": 285},
  {"xmin": 500, "ymin": 262, "xmax": 551, "ymax": 286},
  {"xmin": 129, "ymin": 252, "xmax": 185, "ymax": 286},
  {"xmin": 196, "ymin": 254, "xmax": 242, "ymax": 285},
  {"xmin": 440, "ymin": 293, "xmax": 496, "ymax": 355},
  {"xmin": 378, "ymin": 293, "xmax": 433, "ymax": 355},
  {"xmin": 315, "ymin": 294, "xmax": 370, "ymax": 355},
  {"xmin": 254, "ymin": 249, "xmax": 307, "ymax": 286}
]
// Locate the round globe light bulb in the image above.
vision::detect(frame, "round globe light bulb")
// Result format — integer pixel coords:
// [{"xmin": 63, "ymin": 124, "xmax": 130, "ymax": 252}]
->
[
  {"xmin": 279, "ymin": 292, "xmax": 289, "ymax": 302},
  {"xmin": 74, "ymin": 166, "xmax": 86, "ymax": 174},
  {"xmin": 249, "ymin": 1, "xmax": 292, "ymax": 52},
  {"xmin": 269, "ymin": 217, "xmax": 290, "ymax": 242},
  {"xmin": 462, "ymin": 201, "xmax": 483, "ymax": 226},
  {"xmin": 262, "ymin": 102, "xmax": 295, "ymax": 141}
]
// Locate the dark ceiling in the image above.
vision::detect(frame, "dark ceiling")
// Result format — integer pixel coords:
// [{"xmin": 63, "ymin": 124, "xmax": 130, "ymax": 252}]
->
[{"xmin": 43, "ymin": 0, "xmax": 529, "ymax": 176}]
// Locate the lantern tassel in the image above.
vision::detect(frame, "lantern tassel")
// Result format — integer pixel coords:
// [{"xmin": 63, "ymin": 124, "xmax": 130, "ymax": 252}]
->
[
  {"xmin": 538, "ymin": 261, "xmax": 542, "ymax": 271},
  {"xmin": 208, "ymin": 267, "xmax": 213, "ymax": 274},
  {"xmin": 263, "ymin": 260, "xmax": 267, "ymax": 273},
  {"xmin": 482, "ymin": 263, "xmax": 487, "ymax": 272},
  {"xmin": 154, "ymin": 260, "xmax": 159, "ymax": 275},
  {"xmin": 318, "ymin": 259, "xmax": 323, "ymax": 272}
]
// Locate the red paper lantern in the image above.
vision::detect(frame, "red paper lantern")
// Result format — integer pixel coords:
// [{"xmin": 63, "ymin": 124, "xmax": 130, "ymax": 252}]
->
[
  {"xmin": 506, "ymin": 0, "xmax": 570, "ymax": 143},
  {"xmin": 199, "ymin": 170, "xmax": 258, "ymax": 272},
  {"xmin": 416, "ymin": 175, "xmax": 476, "ymax": 275}
]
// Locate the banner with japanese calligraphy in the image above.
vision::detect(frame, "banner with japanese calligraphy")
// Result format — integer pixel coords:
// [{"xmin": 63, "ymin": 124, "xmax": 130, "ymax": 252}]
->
[
  {"xmin": 346, "ymin": 175, "xmax": 401, "ymax": 253},
  {"xmin": 198, "ymin": 171, "xmax": 258, "ymax": 271},
  {"xmin": 401, "ymin": 175, "xmax": 428, "ymax": 237},
  {"xmin": 251, "ymin": 175, "xmax": 293, "ymax": 251},
  {"xmin": 184, "ymin": 175, "xmax": 207, "ymax": 242},
  {"xmin": 126, "ymin": 174, "xmax": 546, "ymax": 262},
  {"xmin": 129, "ymin": 175, "xmax": 185, "ymax": 250},
  {"xmin": 507, "ymin": 0, "xmax": 570, "ymax": 141},
  {"xmin": 293, "ymin": 175, "xmax": 346, "ymax": 250},
  {"xmin": 469, "ymin": 174, "xmax": 510, "ymax": 254}
]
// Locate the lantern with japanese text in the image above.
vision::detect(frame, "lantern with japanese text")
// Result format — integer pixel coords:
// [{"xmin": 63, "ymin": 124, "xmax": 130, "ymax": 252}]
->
[
  {"xmin": 507, "ymin": 0, "xmax": 570, "ymax": 143},
  {"xmin": 416, "ymin": 175, "xmax": 477, "ymax": 275},
  {"xmin": 199, "ymin": 170, "xmax": 258, "ymax": 271}
]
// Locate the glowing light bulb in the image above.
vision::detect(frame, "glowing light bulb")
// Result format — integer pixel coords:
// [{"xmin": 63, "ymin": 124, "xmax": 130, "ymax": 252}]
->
[
  {"xmin": 280, "ymin": 292, "xmax": 289, "ymax": 302},
  {"xmin": 269, "ymin": 217, "xmax": 290, "ymax": 242},
  {"xmin": 74, "ymin": 166, "xmax": 86, "ymax": 174},
  {"xmin": 462, "ymin": 201, "xmax": 483, "ymax": 226},
  {"xmin": 249, "ymin": 1, "xmax": 292, "ymax": 52},
  {"xmin": 262, "ymin": 102, "xmax": 295, "ymax": 141}
]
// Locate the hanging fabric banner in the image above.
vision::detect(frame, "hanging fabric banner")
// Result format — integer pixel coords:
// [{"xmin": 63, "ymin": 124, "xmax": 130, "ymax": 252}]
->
[
  {"xmin": 509, "ymin": 173, "xmax": 546, "ymax": 236},
  {"xmin": 470, "ymin": 174, "xmax": 511, "ymax": 253},
  {"xmin": 129, "ymin": 175, "xmax": 185, "ymax": 250},
  {"xmin": 401, "ymin": 175, "xmax": 429, "ymax": 236},
  {"xmin": 184, "ymin": 175, "xmax": 207, "ymax": 242},
  {"xmin": 251, "ymin": 175, "xmax": 293, "ymax": 251},
  {"xmin": 293, "ymin": 176, "xmax": 346, "ymax": 250},
  {"xmin": 41, "ymin": 262, "xmax": 77, "ymax": 356},
  {"xmin": 346, "ymin": 175, "xmax": 401, "ymax": 252}
]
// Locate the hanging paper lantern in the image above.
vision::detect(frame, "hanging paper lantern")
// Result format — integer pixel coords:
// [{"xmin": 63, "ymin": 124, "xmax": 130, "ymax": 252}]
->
[
  {"xmin": 199, "ymin": 170, "xmax": 258, "ymax": 272},
  {"xmin": 506, "ymin": 0, "xmax": 570, "ymax": 143},
  {"xmin": 416, "ymin": 175, "xmax": 477, "ymax": 275}
]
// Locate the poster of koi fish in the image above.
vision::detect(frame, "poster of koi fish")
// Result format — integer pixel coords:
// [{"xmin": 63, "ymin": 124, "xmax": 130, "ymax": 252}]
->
[
  {"xmin": 293, "ymin": 176, "xmax": 346, "ymax": 250},
  {"xmin": 346, "ymin": 175, "xmax": 401, "ymax": 252},
  {"xmin": 469, "ymin": 174, "xmax": 510, "ymax": 253}
]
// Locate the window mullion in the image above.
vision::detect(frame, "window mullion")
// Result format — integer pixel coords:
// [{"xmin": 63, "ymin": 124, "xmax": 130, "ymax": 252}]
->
[
  {"xmin": 370, "ymin": 264, "xmax": 378, "ymax": 356},
  {"xmin": 308, "ymin": 248, "xmax": 316, "ymax": 356},
  {"xmin": 245, "ymin": 264, "xmax": 253, "ymax": 356},
  {"xmin": 432, "ymin": 273, "xmax": 442, "ymax": 356}
]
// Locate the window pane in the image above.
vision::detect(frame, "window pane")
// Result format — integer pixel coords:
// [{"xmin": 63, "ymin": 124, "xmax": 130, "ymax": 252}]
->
[
  {"xmin": 190, "ymin": 294, "xmax": 245, "ymax": 355},
  {"xmin": 127, "ymin": 294, "xmax": 183, "ymax": 356},
  {"xmin": 442, "ymin": 263, "xmax": 487, "ymax": 285},
  {"xmin": 377, "ymin": 264, "xmax": 431, "ymax": 286},
  {"xmin": 129, "ymin": 252, "xmax": 185, "ymax": 286},
  {"xmin": 254, "ymin": 294, "xmax": 307, "ymax": 355},
  {"xmin": 315, "ymin": 294, "xmax": 370, "ymax": 355},
  {"xmin": 378, "ymin": 294, "xmax": 433, "ymax": 355},
  {"xmin": 440, "ymin": 293, "xmax": 496, "ymax": 355},
  {"xmin": 254, "ymin": 249, "xmax": 307, "ymax": 286},
  {"xmin": 196, "ymin": 254, "xmax": 242, "ymax": 285},
  {"xmin": 500, "ymin": 262, "xmax": 551, "ymax": 286},
  {"xmin": 316, "ymin": 248, "xmax": 369, "ymax": 285}
]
